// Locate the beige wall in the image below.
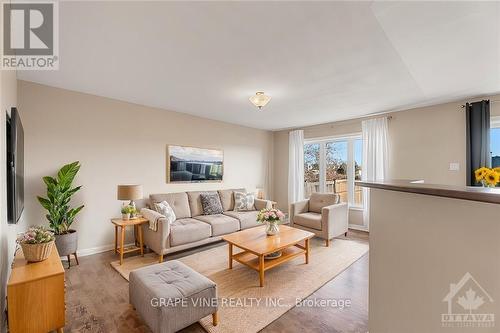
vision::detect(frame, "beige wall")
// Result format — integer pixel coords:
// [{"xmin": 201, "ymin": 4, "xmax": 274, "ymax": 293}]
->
[
  {"xmin": 18, "ymin": 81, "xmax": 273, "ymax": 254},
  {"xmin": 0, "ymin": 69, "xmax": 18, "ymax": 330},
  {"xmin": 273, "ymin": 95, "xmax": 500, "ymax": 216}
]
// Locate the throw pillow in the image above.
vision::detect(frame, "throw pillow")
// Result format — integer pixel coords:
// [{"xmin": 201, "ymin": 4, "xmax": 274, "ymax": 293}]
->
[
  {"xmin": 234, "ymin": 192, "xmax": 255, "ymax": 211},
  {"xmin": 200, "ymin": 193, "xmax": 224, "ymax": 215},
  {"xmin": 153, "ymin": 201, "xmax": 176, "ymax": 224}
]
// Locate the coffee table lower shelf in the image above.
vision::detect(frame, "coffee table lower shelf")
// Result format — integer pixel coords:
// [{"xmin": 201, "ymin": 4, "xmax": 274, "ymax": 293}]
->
[
  {"xmin": 232, "ymin": 246, "xmax": 305, "ymax": 271},
  {"xmin": 228, "ymin": 241, "xmax": 310, "ymax": 287}
]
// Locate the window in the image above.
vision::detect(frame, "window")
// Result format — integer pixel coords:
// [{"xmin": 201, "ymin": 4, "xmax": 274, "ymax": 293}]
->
[
  {"xmin": 491, "ymin": 117, "xmax": 500, "ymax": 168},
  {"xmin": 492, "ymin": 128, "xmax": 500, "ymax": 168},
  {"xmin": 304, "ymin": 136, "xmax": 363, "ymax": 207},
  {"xmin": 325, "ymin": 141, "xmax": 348, "ymax": 202},
  {"xmin": 354, "ymin": 138, "xmax": 363, "ymax": 205},
  {"xmin": 304, "ymin": 143, "xmax": 320, "ymax": 197}
]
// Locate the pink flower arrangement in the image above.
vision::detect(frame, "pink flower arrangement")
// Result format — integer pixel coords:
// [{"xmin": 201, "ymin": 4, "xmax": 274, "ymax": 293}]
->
[
  {"xmin": 257, "ymin": 208, "xmax": 285, "ymax": 224},
  {"xmin": 17, "ymin": 226, "xmax": 55, "ymax": 244}
]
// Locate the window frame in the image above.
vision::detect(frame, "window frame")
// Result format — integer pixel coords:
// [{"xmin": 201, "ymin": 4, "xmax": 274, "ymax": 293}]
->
[
  {"xmin": 492, "ymin": 116, "xmax": 500, "ymax": 129},
  {"xmin": 491, "ymin": 117, "xmax": 500, "ymax": 169},
  {"xmin": 304, "ymin": 133, "xmax": 362, "ymax": 208}
]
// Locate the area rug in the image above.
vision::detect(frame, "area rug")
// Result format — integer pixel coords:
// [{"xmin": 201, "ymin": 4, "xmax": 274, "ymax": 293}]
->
[{"xmin": 111, "ymin": 238, "xmax": 368, "ymax": 333}]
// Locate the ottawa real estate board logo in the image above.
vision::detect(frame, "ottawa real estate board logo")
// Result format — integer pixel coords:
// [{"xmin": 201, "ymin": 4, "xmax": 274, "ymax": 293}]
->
[
  {"xmin": 1, "ymin": 1, "xmax": 58, "ymax": 70},
  {"xmin": 442, "ymin": 272, "xmax": 495, "ymax": 328}
]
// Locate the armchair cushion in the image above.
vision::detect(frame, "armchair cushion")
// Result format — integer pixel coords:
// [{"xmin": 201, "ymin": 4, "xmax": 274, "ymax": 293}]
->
[
  {"xmin": 293, "ymin": 212, "xmax": 322, "ymax": 230},
  {"xmin": 309, "ymin": 193, "xmax": 340, "ymax": 213},
  {"xmin": 291, "ymin": 199, "xmax": 309, "ymax": 216}
]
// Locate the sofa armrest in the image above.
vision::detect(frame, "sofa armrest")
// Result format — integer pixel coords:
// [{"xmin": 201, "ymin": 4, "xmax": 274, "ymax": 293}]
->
[
  {"xmin": 141, "ymin": 208, "xmax": 171, "ymax": 255},
  {"xmin": 290, "ymin": 199, "xmax": 309, "ymax": 226},
  {"xmin": 321, "ymin": 202, "xmax": 348, "ymax": 239},
  {"xmin": 254, "ymin": 198, "xmax": 273, "ymax": 210}
]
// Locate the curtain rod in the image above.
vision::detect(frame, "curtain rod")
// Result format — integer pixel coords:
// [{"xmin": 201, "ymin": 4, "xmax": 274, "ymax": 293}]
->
[{"xmin": 460, "ymin": 100, "xmax": 499, "ymax": 108}]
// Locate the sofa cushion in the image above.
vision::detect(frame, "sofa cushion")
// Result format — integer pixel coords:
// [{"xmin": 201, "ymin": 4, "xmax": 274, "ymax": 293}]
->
[
  {"xmin": 294, "ymin": 212, "xmax": 322, "ymax": 231},
  {"xmin": 170, "ymin": 218, "xmax": 212, "ymax": 246},
  {"xmin": 150, "ymin": 192, "xmax": 191, "ymax": 219},
  {"xmin": 193, "ymin": 214, "xmax": 240, "ymax": 236},
  {"xmin": 218, "ymin": 188, "xmax": 245, "ymax": 212},
  {"xmin": 153, "ymin": 201, "xmax": 176, "ymax": 224},
  {"xmin": 309, "ymin": 193, "xmax": 340, "ymax": 214},
  {"xmin": 200, "ymin": 193, "xmax": 224, "ymax": 215},
  {"xmin": 223, "ymin": 210, "xmax": 259, "ymax": 230},
  {"xmin": 187, "ymin": 191, "xmax": 218, "ymax": 217},
  {"xmin": 234, "ymin": 192, "xmax": 255, "ymax": 211}
]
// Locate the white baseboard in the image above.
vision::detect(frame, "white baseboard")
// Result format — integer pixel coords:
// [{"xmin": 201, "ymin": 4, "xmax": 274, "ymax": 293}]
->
[
  {"xmin": 60, "ymin": 242, "xmax": 135, "ymax": 260},
  {"xmin": 349, "ymin": 224, "xmax": 369, "ymax": 232},
  {"xmin": 62, "ymin": 224, "xmax": 368, "ymax": 260}
]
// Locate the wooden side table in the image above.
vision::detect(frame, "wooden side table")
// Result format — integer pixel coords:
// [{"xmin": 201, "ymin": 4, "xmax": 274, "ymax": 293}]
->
[{"xmin": 111, "ymin": 217, "xmax": 148, "ymax": 265}]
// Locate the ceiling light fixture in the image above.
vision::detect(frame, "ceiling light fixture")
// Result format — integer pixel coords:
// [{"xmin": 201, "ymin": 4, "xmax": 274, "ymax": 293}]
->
[{"xmin": 249, "ymin": 92, "xmax": 271, "ymax": 110}]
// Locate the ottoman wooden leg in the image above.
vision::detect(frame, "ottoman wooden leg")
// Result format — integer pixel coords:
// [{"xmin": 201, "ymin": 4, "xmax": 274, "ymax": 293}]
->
[
  {"xmin": 159, "ymin": 253, "xmax": 164, "ymax": 263},
  {"xmin": 212, "ymin": 312, "xmax": 218, "ymax": 326}
]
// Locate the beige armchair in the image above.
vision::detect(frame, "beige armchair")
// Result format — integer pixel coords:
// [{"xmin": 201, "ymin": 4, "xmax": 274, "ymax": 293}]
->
[{"xmin": 290, "ymin": 192, "xmax": 348, "ymax": 246}]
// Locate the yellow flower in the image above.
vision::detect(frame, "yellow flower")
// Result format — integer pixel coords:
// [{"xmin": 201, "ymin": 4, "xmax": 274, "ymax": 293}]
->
[
  {"xmin": 484, "ymin": 170, "xmax": 500, "ymax": 186},
  {"xmin": 494, "ymin": 167, "xmax": 500, "ymax": 174},
  {"xmin": 475, "ymin": 167, "xmax": 489, "ymax": 182}
]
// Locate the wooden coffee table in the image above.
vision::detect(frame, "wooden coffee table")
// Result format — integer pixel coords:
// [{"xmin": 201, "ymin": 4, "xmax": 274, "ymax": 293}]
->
[{"xmin": 222, "ymin": 225, "xmax": 314, "ymax": 287}]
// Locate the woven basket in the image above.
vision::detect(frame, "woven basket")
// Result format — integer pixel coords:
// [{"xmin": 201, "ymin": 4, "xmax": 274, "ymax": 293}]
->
[{"xmin": 21, "ymin": 241, "xmax": 54, "ymax": 262}]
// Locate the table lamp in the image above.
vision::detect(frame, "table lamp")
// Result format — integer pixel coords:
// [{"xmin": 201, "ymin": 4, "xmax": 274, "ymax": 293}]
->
[{"xmin": 117, "ymin": 184, "xmax": 143, "ymax": 211}]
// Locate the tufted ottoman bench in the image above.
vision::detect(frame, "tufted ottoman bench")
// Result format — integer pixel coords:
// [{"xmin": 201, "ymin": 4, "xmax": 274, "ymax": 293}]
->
[{"xmin": 129, "ymin": 260, "xmax": 218, "ymax": 333}]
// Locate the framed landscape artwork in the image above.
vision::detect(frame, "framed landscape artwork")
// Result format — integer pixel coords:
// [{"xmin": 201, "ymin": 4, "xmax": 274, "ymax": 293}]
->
[{"xmin": 167, "ymin": 145, "xmax": 224, "ymax": 183}]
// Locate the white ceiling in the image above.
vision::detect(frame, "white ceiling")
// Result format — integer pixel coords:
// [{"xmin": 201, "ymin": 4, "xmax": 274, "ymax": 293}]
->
[{"xmin": 18, "ymin": 1, "xmax": 500, "ymax": 130}]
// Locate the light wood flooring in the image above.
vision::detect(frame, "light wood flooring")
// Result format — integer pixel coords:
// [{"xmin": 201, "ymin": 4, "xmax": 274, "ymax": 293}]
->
[{"xmin": 64, "ymin": 230, "xmax": 369, "ymax": 333}]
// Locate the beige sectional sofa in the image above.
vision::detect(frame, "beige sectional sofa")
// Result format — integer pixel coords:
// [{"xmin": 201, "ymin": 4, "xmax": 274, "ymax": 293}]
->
[{"xmin": 141, "ymin": 189, "xmax": 274, "ymax": 261}]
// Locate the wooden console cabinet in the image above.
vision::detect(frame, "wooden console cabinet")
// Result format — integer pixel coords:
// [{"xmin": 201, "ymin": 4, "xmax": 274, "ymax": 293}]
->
[{"xmin": 7, "ymin": 245, "xmax": 65, "ymax": 333}]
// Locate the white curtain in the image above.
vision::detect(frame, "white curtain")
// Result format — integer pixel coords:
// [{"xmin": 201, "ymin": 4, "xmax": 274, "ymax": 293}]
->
[
  {"xmin": 288, "ymin": 130, "xmax": 305, "ymax": 205},
  {"xmin": 362, "ymin": 117, "xmax": 389, "ymax": 228}
]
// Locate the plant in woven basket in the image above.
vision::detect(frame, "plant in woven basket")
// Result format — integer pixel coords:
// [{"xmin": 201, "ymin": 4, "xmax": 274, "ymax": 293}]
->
[
  {"xmin": 17, "ymin": 226, "xmax": 55, "ymax": 244},
  {"xmin": 17, "ymin": 226, "xmax": 55, "ymax": 262}
]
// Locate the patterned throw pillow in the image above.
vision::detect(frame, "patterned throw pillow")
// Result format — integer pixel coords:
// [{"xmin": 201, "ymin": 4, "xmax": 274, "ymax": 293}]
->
[
  {"xmin": 200, "ymin": 193, "xmax": 224, "ymax": 215},
  {"xmin": 153, "ymin": 201, "xmax": 176, "ymax": 224},
  {"xmin": 234, "ymin": 192, "xmax": 255, "ymax": 211}
]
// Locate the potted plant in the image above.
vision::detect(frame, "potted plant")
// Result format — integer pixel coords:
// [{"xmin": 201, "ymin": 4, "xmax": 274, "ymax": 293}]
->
[
  {"xmin": 17, "ymin": 226, "xmax": 55, "ymax": 262},
  {"xmin": 37, "ymin": 161, "xmax": 84, "ymax": 261},
  {"xmin": 121, "ymin": 205, "xmax": 135, "ymax": 220}
]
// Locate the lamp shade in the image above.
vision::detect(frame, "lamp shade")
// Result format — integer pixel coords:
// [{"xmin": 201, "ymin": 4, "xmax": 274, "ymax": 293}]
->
[{"xmin": 117, "ymin": 184, "xmax": 143, "ymax": 200}]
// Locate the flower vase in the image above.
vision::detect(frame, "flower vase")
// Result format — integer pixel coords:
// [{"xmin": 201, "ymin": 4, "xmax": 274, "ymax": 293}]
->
[{"xmin": 265, "ymin": 221, "xmax": 280, "ymax": 236}]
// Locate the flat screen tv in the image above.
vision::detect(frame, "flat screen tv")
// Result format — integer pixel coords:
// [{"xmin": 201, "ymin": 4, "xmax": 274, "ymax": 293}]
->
[{"xmin": 6, "ymin": 107, "xmax": 24, "ymax": 224}]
